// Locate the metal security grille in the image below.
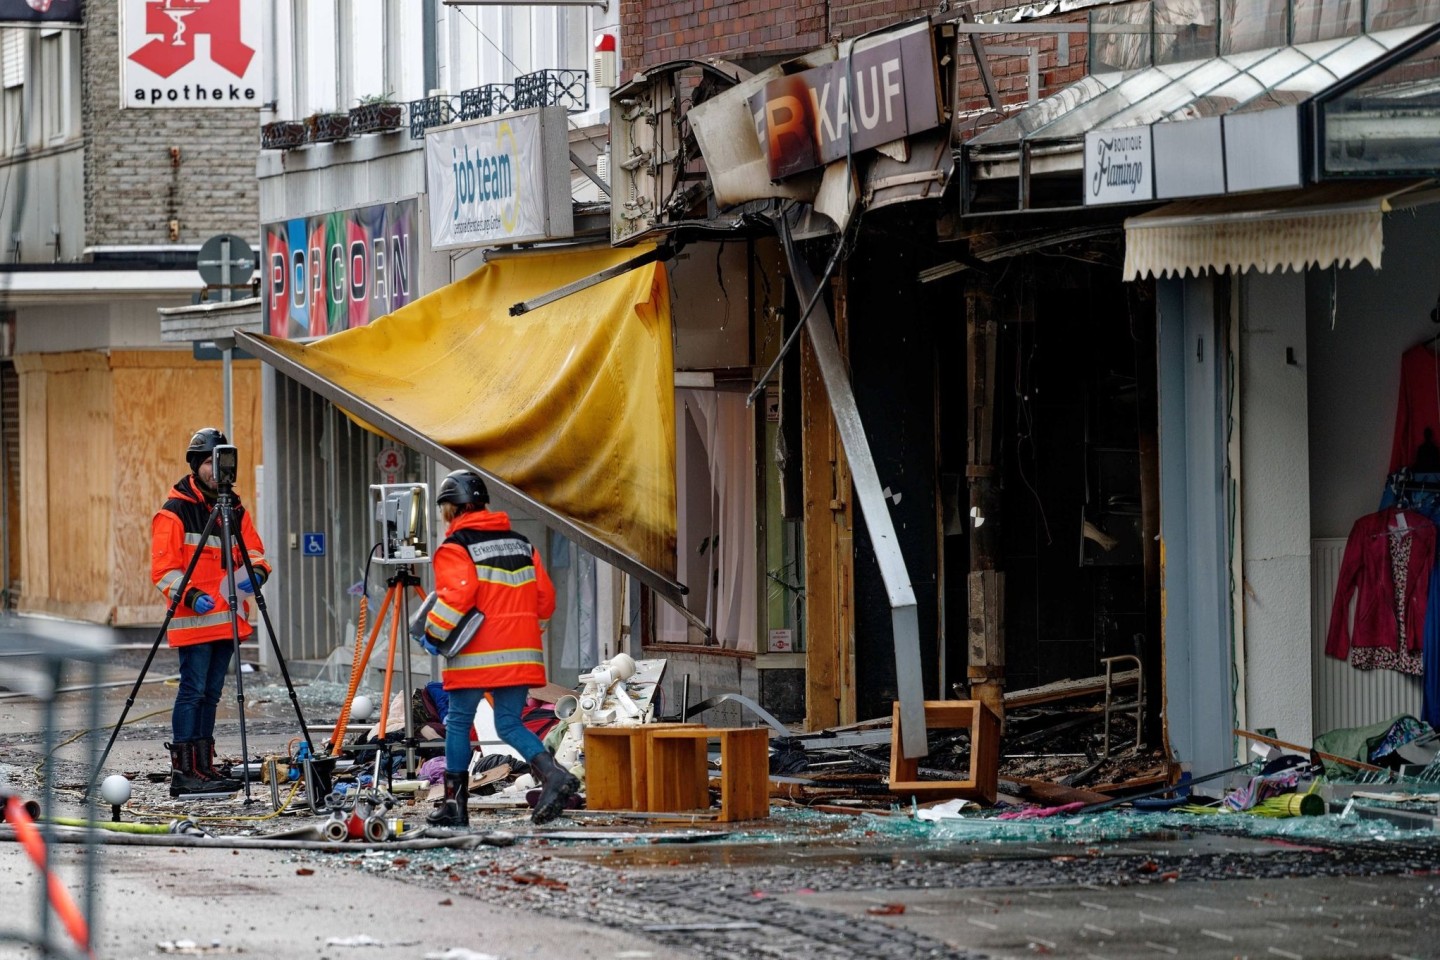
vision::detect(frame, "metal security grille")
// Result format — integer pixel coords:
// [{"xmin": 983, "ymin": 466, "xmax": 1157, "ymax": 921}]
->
[
  {"xmin": 0, "ymin": 359, "xmax": 17, "ymax": 607},
  {"xmin": 274, "ymin": 377, "xmax": 426, "ymax": 663},
  {"xmin": 274, "ymin": 376, "xmax": 331, "ymax": 662}
]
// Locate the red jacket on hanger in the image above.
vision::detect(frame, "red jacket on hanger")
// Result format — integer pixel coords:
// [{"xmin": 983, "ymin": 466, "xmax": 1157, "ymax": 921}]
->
[
  {"xmin": 1389, "ymin": 342, "xmax": 1440, "ymax": 473},
  {"xmin": 1326, "ymin": 506, "xmax": 1436, "ymax": 662}
]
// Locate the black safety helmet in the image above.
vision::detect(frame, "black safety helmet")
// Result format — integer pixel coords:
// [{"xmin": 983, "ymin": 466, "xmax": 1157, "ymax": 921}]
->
[
  {"xmin": 186, "ymin": 427, "xmax": 227, "ymax": 473},
  {"xmin": 436, "ymin": 469, "xmax": 488, "ymax": 507}
]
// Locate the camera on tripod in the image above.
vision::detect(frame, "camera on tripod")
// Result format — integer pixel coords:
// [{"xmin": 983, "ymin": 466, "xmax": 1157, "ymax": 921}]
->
[
  {"xmin": 213, "ymin": 444, "xmax": 239, "ymax": 489},
  {"xmin": 372, "ymin": 484, "xmax": 431, "ymax": 565}
]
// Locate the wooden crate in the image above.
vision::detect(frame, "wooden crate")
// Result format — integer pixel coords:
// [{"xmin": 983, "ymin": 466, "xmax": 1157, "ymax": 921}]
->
[
  {"xmin": 582, "ymin": 723, "xmax": 700, "ymax": 811},
  {"xmin": 647, "ymin": 727, "xmax": 772, "ymax": 821},
  {"xmin": 889, "ymin": 700, "xmax": 1000, "ymax": 804}
]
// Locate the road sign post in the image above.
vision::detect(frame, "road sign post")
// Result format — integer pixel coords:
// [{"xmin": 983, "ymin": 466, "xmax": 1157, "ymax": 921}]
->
[{"xmin": 196, "ymin": 234, "xmax": 258, "ymax": 437}]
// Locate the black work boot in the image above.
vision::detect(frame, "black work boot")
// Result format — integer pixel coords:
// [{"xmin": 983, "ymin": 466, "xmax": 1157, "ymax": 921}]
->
[
  {"xmin": 195, "ymin": 737, "xmax": 242, "ymax": 792},
  {"xmin": 166, "ymin": 741, "xmax": 210, "ymax": 798},
  {"xmin": 426, "ymin": 770, "xmax": 469, "ymax": 827},
  {"xmin": 528, "ymin": 751, "xmax": 581, "ymax": 825}
]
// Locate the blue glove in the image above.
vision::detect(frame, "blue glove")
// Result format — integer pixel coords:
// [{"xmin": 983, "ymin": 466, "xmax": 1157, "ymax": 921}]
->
[
  {"xmin": 236, "ymin": 569, "xmax": 267, "ymax": 594},
  {"xmin": 419, "ymin": 637, "xmax": 441, "ymax": 657},
  {"xmin": 193, "ymin": 594, "xmax": 215, "ymax": 614}
]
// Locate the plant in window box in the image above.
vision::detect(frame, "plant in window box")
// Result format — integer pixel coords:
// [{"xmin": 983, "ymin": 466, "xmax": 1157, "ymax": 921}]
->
[
  {"xmin": 305, "ymin": 108, "xmax": 352, "ymax": 143},
  {"xmin": 260, "ymin": 119, "xmax": 307, "ymax": 150},
  {"xmin": 350, "ymin": 93, "xmax": 403, "ymax": 135}
]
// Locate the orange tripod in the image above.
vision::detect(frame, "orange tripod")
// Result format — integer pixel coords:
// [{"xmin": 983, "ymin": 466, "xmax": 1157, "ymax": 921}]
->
[{"xmin": 330, "ymin": 567, "xmax": 428, "ymax": 774}]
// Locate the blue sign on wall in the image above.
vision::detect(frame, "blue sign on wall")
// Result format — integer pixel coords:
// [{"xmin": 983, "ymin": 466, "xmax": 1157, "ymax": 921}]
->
[{"xmin": 302, "ymin": 532, "xmax": 326, "ymax": 556}]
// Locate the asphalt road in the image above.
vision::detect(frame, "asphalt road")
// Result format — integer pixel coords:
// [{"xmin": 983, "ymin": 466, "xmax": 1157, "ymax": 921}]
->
[{"xmin": 3, "ymin": 651, "xmax": 1440, "ymax": 960}]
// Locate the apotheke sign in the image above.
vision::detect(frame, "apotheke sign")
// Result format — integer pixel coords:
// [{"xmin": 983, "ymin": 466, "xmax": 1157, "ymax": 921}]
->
[
  {"xmin": 424, "ymin": 106, "xmax": 574, "ymax": 249},
  {"xmin": 120, "ymin": 0, "xmax": 260, "ymax": 109},
  {"xmin": 1085, "ymin": 128, "xmax": 1154, "ymax": 205}
]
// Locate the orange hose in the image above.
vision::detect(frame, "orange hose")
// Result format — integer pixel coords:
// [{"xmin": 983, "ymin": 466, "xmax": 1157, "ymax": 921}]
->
[
  {"xmin": 329, "ymin": 590, "xmax": 387, "ymax": 756},
  {"xmin": 6, "ymin": 797, "xmax": 91, "ymax": 956}
]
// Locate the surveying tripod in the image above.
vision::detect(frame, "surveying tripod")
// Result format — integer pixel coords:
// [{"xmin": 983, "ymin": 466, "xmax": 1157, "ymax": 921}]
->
[
  {"xmin": 330, "ymin": 564, "xmax": 429, "ymax": 779},
  {"xmin": 94, "ymin": 480, "xmax": 314, "ymax": 804}
]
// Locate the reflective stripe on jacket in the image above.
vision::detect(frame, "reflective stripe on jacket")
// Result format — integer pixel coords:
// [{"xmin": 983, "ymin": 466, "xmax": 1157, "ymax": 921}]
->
[
  {"xmin": 151, "ymin": 475, "xmax": 271, "ymax": 648},
  {"xmin": 428, "ymin": 509, "xmax": 555, "ymax": 691}
]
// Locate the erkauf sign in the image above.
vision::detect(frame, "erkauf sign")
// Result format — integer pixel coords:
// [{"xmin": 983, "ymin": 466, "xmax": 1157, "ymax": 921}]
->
[
  {"xmin": 747, "ymin": 21, "xmax": 942, "ymax": 182},
  {"xmin": 120, "ymin": 0, "xmax": 260, "ymax": 109},
  {"xmin": 424, "ymin": 105, "xmax": 574, "ymax": 250},
  {"xmin": 1084, "ymin": 128, "xmax": 1155, "ymax": 205}
]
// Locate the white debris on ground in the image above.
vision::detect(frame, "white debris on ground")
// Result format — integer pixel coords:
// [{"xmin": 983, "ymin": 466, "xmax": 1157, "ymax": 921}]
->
[{"xmin": 325, "ymin": 933, "xmax": 421, "ymax": 947}]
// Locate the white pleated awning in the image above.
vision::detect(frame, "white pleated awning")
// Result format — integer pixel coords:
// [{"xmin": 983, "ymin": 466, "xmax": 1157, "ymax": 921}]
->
[{"xmin": 1122, "ymin": 182, "xmax": 1431, "ymax": 280}]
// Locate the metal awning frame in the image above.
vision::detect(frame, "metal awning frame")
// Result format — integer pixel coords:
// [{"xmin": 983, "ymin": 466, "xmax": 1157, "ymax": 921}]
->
[
  {"xmin": 235, "ymin": 330, "xmax": 705, "ymax": 634},
  {"xmin": 962, "ymin": 21, "xmax": 1440, "ymax": 214}
]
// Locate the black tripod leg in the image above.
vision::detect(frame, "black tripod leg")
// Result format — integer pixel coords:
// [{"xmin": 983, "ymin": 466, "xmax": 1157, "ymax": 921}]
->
[
  {"xmin": 217, "ymin": 500, "xmax": 254, "ymax": 802},
  {"xmin": 89, "ymin": 505, "xmax": 221, "ymax": 797},
  {"xmin": 230, "ymin": 514, "xmax": 315, "ymax": 755}
]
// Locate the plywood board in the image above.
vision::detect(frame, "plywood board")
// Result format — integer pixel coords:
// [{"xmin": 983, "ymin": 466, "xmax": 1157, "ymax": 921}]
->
[
  {"xmin": 46, "ymin": 358, "xmax": 113, "ymax": 611},
  {"xmin": 17, "ymin": 361, "xmax": 48, "ymax": 607},
  {"xmin": 112, "ymin": 352, "xmax": 263, "ymax": 625},
  {"xmin": 13, "ymin": 349, "xmax": 263, "ymax": 626}
]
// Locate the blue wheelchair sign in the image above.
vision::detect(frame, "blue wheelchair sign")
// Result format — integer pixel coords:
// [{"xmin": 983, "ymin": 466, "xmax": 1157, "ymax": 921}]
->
[{"xmin": 302, "ymin": 532, "xmax": 326, "ymax": 556}]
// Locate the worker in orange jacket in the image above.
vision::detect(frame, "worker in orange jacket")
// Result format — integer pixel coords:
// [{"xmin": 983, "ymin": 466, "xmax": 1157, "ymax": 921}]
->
[
  {"xmin": 151, "ymin": 428, "xmax": 271, "ymax": 797},
  {"xmin": 420, "ymin": 469, "xmax": 578, "ymax": 826}
]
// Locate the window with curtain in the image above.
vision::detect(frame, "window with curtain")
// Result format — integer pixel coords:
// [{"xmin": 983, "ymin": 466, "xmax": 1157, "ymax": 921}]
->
[
  {"xmin": 1, "ymin": 30, "xmax": 24, "ymax": 157},
  {"xmin": 657, "ymin": 389, "xmax": 758, "ymax": 650}
]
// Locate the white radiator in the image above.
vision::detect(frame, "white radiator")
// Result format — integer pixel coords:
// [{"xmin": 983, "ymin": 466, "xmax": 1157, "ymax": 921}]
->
[{"xmin": 1310, "ymin": 537, "xmax": 1423, "ymax": 733}]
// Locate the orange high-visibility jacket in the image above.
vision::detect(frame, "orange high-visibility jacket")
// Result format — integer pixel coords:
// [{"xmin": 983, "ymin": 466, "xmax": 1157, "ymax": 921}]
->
[
  {"xmin": 151, "ymin": 475, "xmax": 271, "ymax": 648},
  {"xmin": 427, "ymin": 509, "xmax": 555, "ymax": 691}
]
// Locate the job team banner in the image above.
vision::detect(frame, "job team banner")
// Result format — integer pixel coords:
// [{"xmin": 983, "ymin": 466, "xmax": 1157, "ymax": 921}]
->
[
  {"xmin": 424, "ymin": 105, "xmax": 574, "ymax": 250},
  {"xmin": 1, "ymin": 0, "xmax": 82, "ymax": 23},
  {"xmin": 120, "ymin": 0, "xmax": 261, "ymax": 108},
  {"xmin": 264, "ymin": 199, "xmax": 420, "ymax": 341}
]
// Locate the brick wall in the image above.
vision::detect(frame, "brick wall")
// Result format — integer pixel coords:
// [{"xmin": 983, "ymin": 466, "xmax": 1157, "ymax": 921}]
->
[
  {"xmin": 82, "ymin": 2, "xmax": 259, "ymax": 247},
  {"xmin": 622, "ymin": 0, "xmax": 1092, "ymax": 116},
  {"xmin": 621, "ymin": 0, "xmax": 832, "ymax": 74}
]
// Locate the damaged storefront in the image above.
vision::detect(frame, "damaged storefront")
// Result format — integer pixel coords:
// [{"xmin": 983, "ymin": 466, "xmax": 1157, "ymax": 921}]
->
[
  {"xmin": 963, "ymin": 1, "xmax": 1440, "ymax": 780},
  {"xmin": 622, "ymin": 12, "xmax": 1172, "ymax": 791}
]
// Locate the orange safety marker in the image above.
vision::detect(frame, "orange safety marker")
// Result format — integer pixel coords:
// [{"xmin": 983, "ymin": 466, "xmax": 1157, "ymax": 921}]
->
[{"xmin": 5, "ymin": 796, "xmax": 92, "ymax": 957}]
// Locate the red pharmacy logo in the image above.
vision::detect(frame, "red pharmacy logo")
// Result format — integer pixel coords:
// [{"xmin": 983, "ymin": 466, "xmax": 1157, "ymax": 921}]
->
[{"xmin": 128, "ymin": 0, "xmax": 255, "ymax": 79}]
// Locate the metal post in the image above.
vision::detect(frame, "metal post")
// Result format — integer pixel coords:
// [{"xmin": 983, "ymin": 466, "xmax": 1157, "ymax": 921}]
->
[
  {"xmin": 399, "ymin": 576, "xmax": 416, "ymax": 775},
  {"xmin": 219, "ymin": 237, "xmax": 232, "ymax": 304},
  {"xmin": 219, "ymin": 337, "xmax": 235, "ymax": 440}
]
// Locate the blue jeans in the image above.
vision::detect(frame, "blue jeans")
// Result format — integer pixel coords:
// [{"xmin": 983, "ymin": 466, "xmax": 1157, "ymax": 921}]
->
[
  {"xmin": 172, "ymin": 640, "xmax": 234, "ymax": 742},
  {"xmin": 443, "ymin": 685, "xmax": 544, "ymax": 775}
]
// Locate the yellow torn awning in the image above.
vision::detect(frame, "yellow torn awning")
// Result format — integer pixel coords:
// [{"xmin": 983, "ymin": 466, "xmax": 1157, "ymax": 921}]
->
[
  {"xmin": 1122, "ymin": 183, "xmax": 1424, "ymax": 281},
  {"xmin": 239, "ymin": 243, "xmax": 680, "ymax": 603}
]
